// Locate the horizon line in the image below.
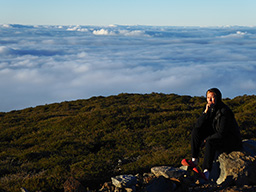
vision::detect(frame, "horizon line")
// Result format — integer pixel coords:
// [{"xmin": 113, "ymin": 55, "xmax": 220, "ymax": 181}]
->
[{"xmin": 1, "ymin": 23, "xmax": 256, "ymax": 28}]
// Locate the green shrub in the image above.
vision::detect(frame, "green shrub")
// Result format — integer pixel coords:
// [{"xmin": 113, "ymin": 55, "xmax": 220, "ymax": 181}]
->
[{"xmin": 0, "ymin": 93, "xmax": 255, "ymax": 191}]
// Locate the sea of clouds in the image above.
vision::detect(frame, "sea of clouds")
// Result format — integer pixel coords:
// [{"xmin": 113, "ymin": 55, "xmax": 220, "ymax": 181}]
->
[{"xmin": 0, "ymin": 24, "xmax": 256, "ymax": 112}]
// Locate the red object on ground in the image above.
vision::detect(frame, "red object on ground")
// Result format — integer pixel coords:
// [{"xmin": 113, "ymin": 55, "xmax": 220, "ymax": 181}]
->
[
  {"xmin": 181, "ymin": 159, "xmax": 208, "ymax": 181},
  {"xmin": 181, "ymin": 159, "xmax": 197, "ymax": 168}
]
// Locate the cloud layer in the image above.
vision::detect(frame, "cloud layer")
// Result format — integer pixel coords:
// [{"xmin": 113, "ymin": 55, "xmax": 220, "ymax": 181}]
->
[{"xmin": 0, "ymin": 24, "xmax": 256, "ymax": 111}]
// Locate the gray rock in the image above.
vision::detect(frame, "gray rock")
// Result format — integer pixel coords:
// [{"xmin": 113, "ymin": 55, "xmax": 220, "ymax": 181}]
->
[
  {"xmin": 151, "ymin": 166, "xmax": 187, "ymax": 179},
  {"xmin": 179, "ymin": 165, "xmax": 189, "ymax": 171},
  {"xmin": 111, "ymin": 175, "xmax": 137, "ymax": 188},
  {"xmin": 216, "ymin": 140, "xmax": 256, "ymax": 185}
]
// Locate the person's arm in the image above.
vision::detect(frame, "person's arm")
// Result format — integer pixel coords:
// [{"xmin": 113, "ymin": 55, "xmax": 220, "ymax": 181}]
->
[
  {"xmin": 206, "ymin": 108, "xmax": 229, "ymax": 140},
  {"xmin": 195, "ymin": 104, "xmax": 209, "ymax": 129}
]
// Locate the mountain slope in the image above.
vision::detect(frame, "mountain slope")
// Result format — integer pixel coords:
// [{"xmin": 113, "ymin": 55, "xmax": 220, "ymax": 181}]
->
[{"xmin": 0, "ymin": 93, "xmax": 255, "ymax": 192}]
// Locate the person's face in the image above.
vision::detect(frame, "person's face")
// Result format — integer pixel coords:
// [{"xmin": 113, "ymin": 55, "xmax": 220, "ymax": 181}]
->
[{"xmin": 207, "ymin": 91, "xmax": 216, "ymax": 107}]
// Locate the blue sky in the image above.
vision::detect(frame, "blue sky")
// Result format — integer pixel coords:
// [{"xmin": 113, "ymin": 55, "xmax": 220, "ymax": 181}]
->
[
  {"xmin": 1, "ymin": 0, "xmax": 255, "ymax": 26},
  {"xmin": 1, "ymin": 1, "xmax": 256, "ymax": 112}
]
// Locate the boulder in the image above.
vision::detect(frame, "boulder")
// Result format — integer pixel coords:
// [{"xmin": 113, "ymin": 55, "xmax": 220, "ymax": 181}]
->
[
  {"xmin": 63, "ymin": 177, "xmax": 86, "ymax": 192},
  {"xmin": 151, "ymin": 166, "xmax": 187, "ymax": 179},
  {"xmin": 111, "ymin": 175, "xmax": 137, "ymax": 188},
  {"xmin": 216, "ymin": 140, "xmax": 256, "ymax": 186}
]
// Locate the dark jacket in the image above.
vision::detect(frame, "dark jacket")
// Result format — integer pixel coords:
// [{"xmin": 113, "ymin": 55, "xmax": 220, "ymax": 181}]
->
[{"xmin": 196, "ymin": 101, "xmax": 242, "ymax": 146}]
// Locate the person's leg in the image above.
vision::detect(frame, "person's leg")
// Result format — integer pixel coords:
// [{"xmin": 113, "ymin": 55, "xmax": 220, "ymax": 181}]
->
[
  {"xmin": 203, "ymin": 137, "xmax": 230, "ymax": 171},
  {"xmin": 203, "ymin": 137, "xmax": 242, "ymax": 171},
  {"xmin": 202, "ymin": 139, "xmax": 217, "ymax": 171},
  {"xmin": 191, "ymin": 126, "xmax": 211, "ymax": 159},
  {"xmin": 191, "ymin": 127, "xmax": 203, "ymax": 158}
]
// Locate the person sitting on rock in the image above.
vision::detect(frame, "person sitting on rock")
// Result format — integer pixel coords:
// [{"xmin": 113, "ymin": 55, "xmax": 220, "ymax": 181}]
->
[{"xmin": 183, "ymin": 88, "xmax": 242, "ymax": 180}]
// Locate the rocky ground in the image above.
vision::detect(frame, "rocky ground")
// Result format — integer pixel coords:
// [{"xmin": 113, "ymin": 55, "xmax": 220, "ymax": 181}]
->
[
  {"xmin": 190, "ymin": 183, "xmax": 256, "ymax": 192},
  {"xmin": 62, "ymin": 170, "xmax": 256, "ymax": 192},
  {"xmin": 63, "ymin": 140, "xmax": 256, "ymax": 192},
  {"xmin": 18, "ymin": 140, "xmax": 255, "ymax": 192}
]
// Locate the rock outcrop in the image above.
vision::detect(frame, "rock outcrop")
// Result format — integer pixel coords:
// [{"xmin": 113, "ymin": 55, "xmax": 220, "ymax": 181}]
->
[
  {"xmin": 216, "ymin": 140, "xmax": 256, "ymax": 186},
  {"xmin": 111, "ymin": 175, "xmax": 137, "ymax": 191},
  {"xmin": 150, "ymin": 166, "xmax": 186, "ymax": 179}
]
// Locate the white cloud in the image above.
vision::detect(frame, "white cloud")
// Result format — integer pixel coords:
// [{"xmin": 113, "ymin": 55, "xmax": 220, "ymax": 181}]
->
[
  {"xmin": 238, "ymin": 79, "xmax": 256, "ymax": 90},
  {"xmin": 0, "ymin": 25, "xmax": 256, "ymax": 111},
  {"xmin": 0, "ymin": 46, "xmax": 13, "ymax": 55},
  {"xmin": 66, "ymin": 25, "xmax": 88, "ymax": 32},
  {"xmin": 119, "ymin": 30, "xmax": 148, "ymax": 36},
  {"xmin": 93, "ymin": 29, "xmax": 115, "ymax": 35},
  {"xmin": 77, "ymin": 52, "xmax": 88, "ymax": 58},
  {"xmin": 77, "ymin": 28, "xmax": 89, "ymax": 32},
  {"xmin": 108, "ymin": 24, "xmax": 117, "ymax": 27},
  {"xmin": 219, "ymin": 31, "xmax": 248, "ymax": 38},
  {"xmin": 2, "ymin": 24, "xmax": 11, "ymax": 28},
  {"xmin": 91, "ymin": 28, "xmax": 148, "ymax": 36},
  {"xmin": 42, "ymin": 40, "xmax": 56, "ymax": 45},
  {"xmin": 67, "ymin": 25, "xmax": 80, "ymax": 31}
]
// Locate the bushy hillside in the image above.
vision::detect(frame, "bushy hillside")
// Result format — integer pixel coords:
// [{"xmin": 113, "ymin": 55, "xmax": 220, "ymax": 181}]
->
[{"xmin": 0, "ymin": 93, "xmax": 255, "ymax": 192}]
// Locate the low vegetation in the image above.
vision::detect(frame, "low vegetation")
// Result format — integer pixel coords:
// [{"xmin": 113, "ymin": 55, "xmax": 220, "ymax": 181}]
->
[{"xmin": 0, "ymin": 93, "xmax": 255, "ymax": 191}]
